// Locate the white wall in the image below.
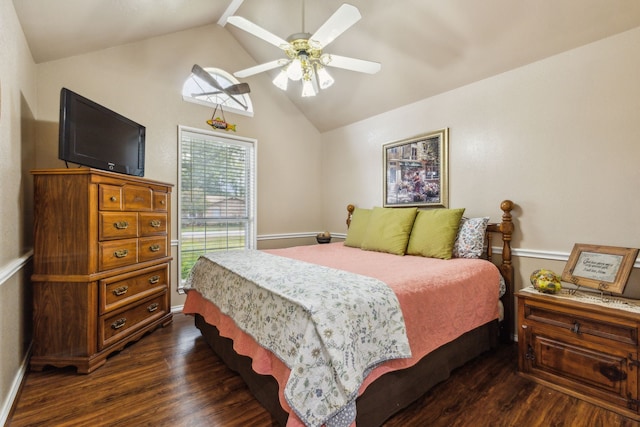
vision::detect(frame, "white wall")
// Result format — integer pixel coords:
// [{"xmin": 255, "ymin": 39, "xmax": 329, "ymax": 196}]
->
[
  {"xmin": 0, "ymin": 0, "xmax": 37, "ymax": 423},
  {"xmin": 321, "ymin": 27, "xmax": 640, "ymax": 294}
]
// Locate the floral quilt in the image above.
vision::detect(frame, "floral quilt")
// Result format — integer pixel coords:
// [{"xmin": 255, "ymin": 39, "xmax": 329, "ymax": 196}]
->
[{"xmin": 183, "ymin": 249, "xmax": 411, "ymax": 427}]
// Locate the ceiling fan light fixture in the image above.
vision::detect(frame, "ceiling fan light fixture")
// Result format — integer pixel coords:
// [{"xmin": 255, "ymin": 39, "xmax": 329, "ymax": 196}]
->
[
  {"xmin": 301, "ymin": 78, "xmax": 316, "ymax": 97},
  {"xmin": 287, "ymin": 57, "xmax": 304, "ymax": 81},
  {"xmin": 315, "ymin": 64, "xmax": 334, "ymax": 90},
  {"xmin": 272, "ymin": 69, "xmax": 289, "ymax": 90}
]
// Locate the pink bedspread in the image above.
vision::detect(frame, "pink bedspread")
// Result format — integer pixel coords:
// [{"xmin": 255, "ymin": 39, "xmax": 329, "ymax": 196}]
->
[{"xmin": 183, "ymin": 243, "xmax": 501, "ymax": 426}]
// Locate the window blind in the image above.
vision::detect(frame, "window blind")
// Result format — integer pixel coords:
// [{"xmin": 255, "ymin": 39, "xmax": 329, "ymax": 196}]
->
[{"xmin": 178, "ymin": 127, "xmax": 256, "ymax": 280}]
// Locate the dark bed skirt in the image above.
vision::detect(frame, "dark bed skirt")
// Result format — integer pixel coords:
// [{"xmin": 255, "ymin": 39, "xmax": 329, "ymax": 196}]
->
[{"xmin": 194, "ymin": 314, "xmax": 499, "ymax": 426}]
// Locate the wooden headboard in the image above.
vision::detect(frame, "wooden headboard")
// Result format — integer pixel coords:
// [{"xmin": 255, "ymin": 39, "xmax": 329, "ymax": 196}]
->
[{"xmin": 345, "ymin": 200, "xmax": 515, "ymax": 342}]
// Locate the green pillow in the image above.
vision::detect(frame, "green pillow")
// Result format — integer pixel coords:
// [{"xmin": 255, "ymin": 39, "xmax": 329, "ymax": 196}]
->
[
  {"xmin": 406, "ymin": 208, "xmax": 465, "ymax": 259},
  {"xmin": 360, "ymin": 207, "xmax": 418, "ymax": 255},
  {"xmin": 344, "ymin": 208, "xmax": 372, "ymax": 248}
]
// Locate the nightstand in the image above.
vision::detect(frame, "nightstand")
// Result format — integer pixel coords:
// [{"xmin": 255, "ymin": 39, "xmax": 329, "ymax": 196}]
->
[{"xmin": 517, "ymin": 287, "xmax": 640, "ymax": 420}]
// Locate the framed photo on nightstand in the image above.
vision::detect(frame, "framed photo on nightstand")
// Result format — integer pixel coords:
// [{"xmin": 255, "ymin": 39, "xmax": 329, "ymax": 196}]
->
[{"xmin": 562, "ymin": 243, "xmax": 639, "ymax": 294}]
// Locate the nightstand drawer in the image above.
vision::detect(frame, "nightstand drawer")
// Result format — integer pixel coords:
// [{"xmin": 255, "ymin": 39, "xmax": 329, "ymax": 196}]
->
[
  {"xmin": 100, "ymin": 264, "xmax": 169, "ymax": 314},
  {"xmin": 525, "ymin": 332, "xmax": 634, "ymax": 409},
  {"xmin": 99, "ymin": 292, "xmax": 168, "ymax": 350},
  {"xmin": 523, "ymin": 302, "xmax": 638, "ymax": 346}
]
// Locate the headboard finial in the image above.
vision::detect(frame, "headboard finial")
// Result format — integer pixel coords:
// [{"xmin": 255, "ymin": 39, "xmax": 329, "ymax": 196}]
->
[{"xmin": 346, "ymin": 204, "xmax": 355, "ymax": 228}]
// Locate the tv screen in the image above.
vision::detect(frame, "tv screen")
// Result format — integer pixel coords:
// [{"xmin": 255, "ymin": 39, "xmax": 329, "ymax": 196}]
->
[{"xmin": 59, "ymin": 88, "xmax": 145, "ymax": 176}]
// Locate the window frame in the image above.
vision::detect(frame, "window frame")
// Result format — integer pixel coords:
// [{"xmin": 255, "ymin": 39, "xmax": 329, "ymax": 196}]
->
[{"xmin": 177, "ymin": 125, "xmax": 257, "ymax": 285}]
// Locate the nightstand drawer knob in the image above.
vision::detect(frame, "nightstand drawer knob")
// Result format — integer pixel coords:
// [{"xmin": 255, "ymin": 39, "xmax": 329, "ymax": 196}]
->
[{"xmin": 572, "ymin": 321, "xmax": 581, "ymax": 334}]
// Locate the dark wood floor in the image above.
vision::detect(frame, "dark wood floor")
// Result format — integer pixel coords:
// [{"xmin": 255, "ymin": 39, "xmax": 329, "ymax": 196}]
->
[{"xmin": 8, "ymin": 313, "xmax": 640, "ymax": 427}]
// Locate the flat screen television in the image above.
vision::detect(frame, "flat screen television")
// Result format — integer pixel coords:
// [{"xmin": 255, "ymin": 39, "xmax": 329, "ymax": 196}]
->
[{"xmin": 59, "ymin": 88, "xmax": 145, "ymax": 176}]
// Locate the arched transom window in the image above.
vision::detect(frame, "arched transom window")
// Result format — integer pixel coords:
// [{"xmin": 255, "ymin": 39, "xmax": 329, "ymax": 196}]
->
[{"xmin": 182, "ymin": 67, "xmax": 253, "ymax": 117}]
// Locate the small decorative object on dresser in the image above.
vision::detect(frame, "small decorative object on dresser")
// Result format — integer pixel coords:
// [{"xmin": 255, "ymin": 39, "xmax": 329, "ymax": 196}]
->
[
  {"xmin": 517, "ymin": 287, "xmax": 640, "ymax": 420},
  {"xmin": 30, "ymin": 168, "xmax": 173, "ymax": 373}
]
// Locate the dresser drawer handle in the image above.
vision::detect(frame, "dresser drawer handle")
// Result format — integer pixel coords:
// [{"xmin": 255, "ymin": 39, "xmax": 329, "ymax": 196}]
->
[
  {"xmin": 113, "ymin": 221, "xmax": 129, "ymax": 230},
  {"xmin": 114, "ymin": 249, "xmax": 129, "ymax": 258},
  {"xmin": 147, "ymin": 303, "xmax": 160, "ymax": 313},
  {"xmin": 148, "ymin": 275, "xmax": 160, "ymax": 284},
  {"xmin": 150, "ymin": 219, "xmax": 162, "ymax": 228},
  {"xmin": 111, "ymin": 318, "xmax": 127, "ymax": 330},
  {"xmin": 149, "ymin": 244, "xmax": 161, "ymax": 252},
  {"xmin": 110, "ymin": 196, "xmax": 117, "ymax": 202},
  {"xmin": 113, "ymin": 286, "xmax": 129, "ymax": 296},
  {"xmin": 159, "ymin": 200, "xmax": 165, "ymax": 205}
]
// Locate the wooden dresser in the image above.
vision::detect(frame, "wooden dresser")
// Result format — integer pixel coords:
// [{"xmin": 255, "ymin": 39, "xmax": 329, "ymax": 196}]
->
[
  {"xmin": 517, "ymin": 287, "xmax": 640, "ymax": 420},
  {"xmin": 30, "ymin": 168, "xmax": 173, "ymax": 373}
]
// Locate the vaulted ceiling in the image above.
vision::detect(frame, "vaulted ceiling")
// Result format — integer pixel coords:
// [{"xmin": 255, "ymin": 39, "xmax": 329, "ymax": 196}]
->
[{"xmin": 13, "ymin": 0, "xmax": 640, "ymax": 132}]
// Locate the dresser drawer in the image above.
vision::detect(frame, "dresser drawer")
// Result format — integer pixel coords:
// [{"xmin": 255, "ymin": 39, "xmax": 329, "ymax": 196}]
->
[
  {"xmin": 98, "ymin": 292, "xmax": 168, "ymax": 350},
  {"xmin": 99, "ymin": 184, "xmax": 123, "ymax": 210},
  {"xmin": 523, "ymin": 301, "xmax": 638, "ymax": 346},
  {"xmin": 139, "ymin": 213, "xmax": 167, "ymax": 236},
  {"xmin": 123, "ymin": 185, "xmax": 152, "ymax": 211},
  {"xmin": 100, "ymin": 264, "xmax": 168, "ymax": 314},
  {"xmin": 99, "ymin": 238, "xmax": 138, "ymax": 271},
  {"xmin": 138, "ymin": 236, "xmax": 168, "ymax": 262},
  {"xmin": 153, "ymin": 191, "xmax": 168, "ymax": 212},
  {"xmin": 99, "ymin": 212, "xmax": 139, "ymax": 240}
]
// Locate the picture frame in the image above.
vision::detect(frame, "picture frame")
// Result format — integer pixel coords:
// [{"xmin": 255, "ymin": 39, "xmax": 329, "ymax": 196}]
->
[
  {"xmin": 383, "ymin": 128, "xmax": 449, "ymax": 208},
  {"xmin": 561, "ymin": 243, "xmax": 639, "ymax": 294}
]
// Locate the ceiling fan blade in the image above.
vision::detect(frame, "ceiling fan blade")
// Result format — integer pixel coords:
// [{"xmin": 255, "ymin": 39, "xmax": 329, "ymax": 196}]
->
[
  {"xmin": 226, "ymin": 82, "xmax": 251, "ymax": 95},
  {"xmin": 192, "ymin": 82, "xmax": 251, "ymax": 97},
  {"xmin": 309, "ymin": 4, "xmax": 361, "ymax": 49},
  {"xmin": 234, "ymin": 59, "xmax": 289, "ymax": 78},
  {"xmin": 192, "ymin": 64, "xmax": 225, "ymax": 90},
  {"xmin": 321, "ymin": 54, "xmax": 381, "ymax": 74},
  {"xmin": 227, "ymin": 16, "xmax": 289, "ymax": 50},
  {"xmin": 191, "ymin": 64, "xmax": 248, "ymax": 110}
]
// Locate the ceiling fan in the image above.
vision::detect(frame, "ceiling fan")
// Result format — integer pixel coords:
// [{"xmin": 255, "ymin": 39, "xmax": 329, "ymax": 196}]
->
[
  {"xmin": 190, "ymin": 64, "xmax": 251, "ymax": 110},
  {"xmin": 226, "ymin": 3, "xmax": 381, "ymax": 97}
]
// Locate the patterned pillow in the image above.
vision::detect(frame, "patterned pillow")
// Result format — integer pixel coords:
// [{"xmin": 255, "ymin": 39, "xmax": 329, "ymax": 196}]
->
[{"xmin": 453, "ymin": 217, "xmax": 490, "ymax": 259}]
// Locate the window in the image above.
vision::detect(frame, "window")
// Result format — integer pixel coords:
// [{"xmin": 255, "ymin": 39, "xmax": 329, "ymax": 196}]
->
[
  {"xmin": 182, "ymin": 67, "xmax": 253, "ymax": 117},
  {"xmin": 178, "ymin": 126, "xmax": 256, "ymax": 281}
]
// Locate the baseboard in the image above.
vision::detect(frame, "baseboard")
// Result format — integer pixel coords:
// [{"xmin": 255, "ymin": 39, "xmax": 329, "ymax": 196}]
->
[{"xmin": 0, "ymin": 343, "xmax": 31, "ymax": 426}]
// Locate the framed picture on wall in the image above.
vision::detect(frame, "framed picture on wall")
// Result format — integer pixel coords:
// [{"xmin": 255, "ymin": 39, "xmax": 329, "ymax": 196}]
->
[
  {"xmin": 383, "ymin": 128, "xmax": 449, "ymax": 208},
  {"xmin": 561, "ymin": 243, "xmax": 639, "ymax": 294}
]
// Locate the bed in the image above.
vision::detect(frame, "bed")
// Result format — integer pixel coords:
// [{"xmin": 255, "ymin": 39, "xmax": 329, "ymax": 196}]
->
[{"xmin": 183, "ymin": 200, "xmax": 515, "ymax": 427}]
